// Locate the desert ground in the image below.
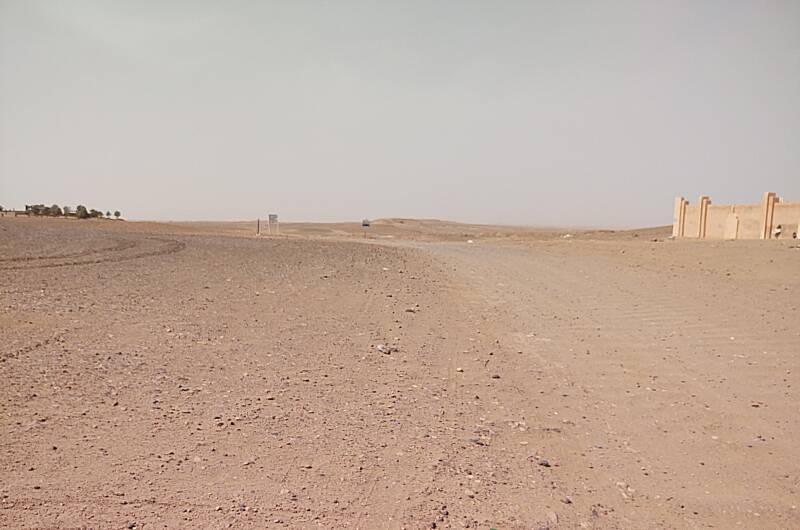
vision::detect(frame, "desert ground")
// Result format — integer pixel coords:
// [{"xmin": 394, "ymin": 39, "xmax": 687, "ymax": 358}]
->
[{"xmin": 1, "ymin": 216, "xmax": 798, "ymax": 529}]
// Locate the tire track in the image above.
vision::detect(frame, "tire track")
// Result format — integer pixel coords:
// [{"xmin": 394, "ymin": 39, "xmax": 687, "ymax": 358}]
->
[
  {"xmin": 0, "ymin": 238, "xmax": 186, "ymax": 270},
  {"xmin": 0, "ymin": 239, "xmax": 137, "ymax": 263},
  {"xmin": 399, "ymin": 239, "xmax": 799, "ymax": 528}
]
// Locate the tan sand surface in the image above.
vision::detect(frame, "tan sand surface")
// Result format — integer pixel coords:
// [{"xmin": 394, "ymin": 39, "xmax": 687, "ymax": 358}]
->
[{"xmin": 1, "ymin": 217, "xmax": 798, "ymax": 528}]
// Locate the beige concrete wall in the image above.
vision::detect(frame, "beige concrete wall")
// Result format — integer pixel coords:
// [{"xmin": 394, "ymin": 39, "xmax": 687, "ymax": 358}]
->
[
  {"xmin": 683, "ymin": 204, "xmax": 700, "ymax": 238},
  {"xmin": 704, "ymin": 204, "xmax": 763, "ymax": 239},
  {"xmin": 733, "ymin": 204, "xmax": 763, "ymax": 239},
  {"xmin": 705, "ymin": 205, "xmax": 731, "ymax": 239},
  {"xmin": 672, "ymin": 193, "xmax": 798, "ymax": 240},
  {"xmin": 773, "ymin": 203, "xmax": 800, "ymax": 237}
]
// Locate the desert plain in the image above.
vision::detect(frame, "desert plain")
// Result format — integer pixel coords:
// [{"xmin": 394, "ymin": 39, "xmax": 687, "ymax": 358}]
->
[{"xmin": 1, "ymin": 216, "xmax": 798, "ymax": 529}]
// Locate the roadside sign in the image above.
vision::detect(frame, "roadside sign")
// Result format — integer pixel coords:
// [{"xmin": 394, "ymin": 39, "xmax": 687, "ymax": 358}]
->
[{"xmin": 362, "ymin": 219, "xmax": 370, "ymax": 228}]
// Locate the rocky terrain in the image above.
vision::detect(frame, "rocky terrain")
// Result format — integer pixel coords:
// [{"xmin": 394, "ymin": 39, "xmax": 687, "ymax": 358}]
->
[{"xmin": 1, "ymin": 217, "xmax": 798, "ymax": 529}]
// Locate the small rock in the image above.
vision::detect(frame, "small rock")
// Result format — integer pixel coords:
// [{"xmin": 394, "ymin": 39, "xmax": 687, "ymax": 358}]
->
[
  {"xmin": 456, "ymin": 367, "xmax": 464, "ymax": 372},
  {"xmin": 464, "ymin": 489, "xmax": 475, "ymax": 498},
  {"xmin": 538, "ymin": 458, "xmax": 551, "ymax": 467},
  {"xmin": 491, "ymin": 374, "xmax": 500, "ymax": 379},
  {"xmin": 561, "ymin": 496, "xmax": 573, "ymax": 504}
]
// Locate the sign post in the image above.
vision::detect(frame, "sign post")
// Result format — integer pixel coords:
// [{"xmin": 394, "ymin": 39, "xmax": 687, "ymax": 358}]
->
[
  {"xmin": 268, "ymin": 214, "xmax": 279, "ymax": 236},
  {"xmin": 362, "ymin": 219, "xmax": 370, "ymax": 239}
]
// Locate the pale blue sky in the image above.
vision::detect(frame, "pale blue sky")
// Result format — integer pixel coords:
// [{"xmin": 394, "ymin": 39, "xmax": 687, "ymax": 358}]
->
[{"xmin": 1, "ymin": 1, "xmax": 798, "ymax": 226}]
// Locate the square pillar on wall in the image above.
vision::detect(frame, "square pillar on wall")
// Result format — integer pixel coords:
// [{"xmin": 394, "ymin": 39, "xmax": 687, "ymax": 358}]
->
[
  {"xmin": 697, "ymin": 196, "xmax": 710, "ymax": 239},
  {"xmin": 768, "ymin": 195, "xmax": 779, "ymax": 238},
  {"xmin": 761, "ymin": 192, "xmax": 776, "ymax": 239},
  {"xmin": 673, "ymin": 197, "xmax": 687, "ymax": 238}
]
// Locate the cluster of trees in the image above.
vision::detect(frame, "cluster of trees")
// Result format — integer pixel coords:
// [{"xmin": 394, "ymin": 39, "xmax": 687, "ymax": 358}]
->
[{"xmin": 24, "ymin": 204, "xmax": 122, "ymax": 219}]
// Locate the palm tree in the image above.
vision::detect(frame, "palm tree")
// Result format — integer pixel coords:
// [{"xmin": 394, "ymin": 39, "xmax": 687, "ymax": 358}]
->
[{"xmin": 114, "ymin": 211, "xmax": 121, "ymax": 219}]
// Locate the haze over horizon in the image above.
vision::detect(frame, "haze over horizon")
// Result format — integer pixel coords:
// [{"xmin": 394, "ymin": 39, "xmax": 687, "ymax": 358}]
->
[{"xmin": 1, "ymin": 1, "xmax": 799, "ymax": 227}]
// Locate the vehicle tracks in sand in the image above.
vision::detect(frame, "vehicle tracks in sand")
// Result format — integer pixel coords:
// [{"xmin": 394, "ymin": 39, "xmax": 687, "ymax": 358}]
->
[
  {"xmin": 396, "ymin": 239, "xmax": 799, "ymax": 528},
  {"xmin": 0, "ymin": 238, "xmax": 186, "ymax": 270}
]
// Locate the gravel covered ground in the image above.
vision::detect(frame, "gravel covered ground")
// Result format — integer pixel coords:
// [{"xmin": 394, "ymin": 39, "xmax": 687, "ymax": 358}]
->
[{"xmin": 2, "ymin": 217, "xmax": 798, "ymax": 529}]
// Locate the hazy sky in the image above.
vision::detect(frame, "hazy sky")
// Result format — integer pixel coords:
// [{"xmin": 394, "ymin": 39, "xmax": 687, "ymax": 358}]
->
[{"xmin": 1, "ymin": 1, "xmax": 798, "ymax": 226}]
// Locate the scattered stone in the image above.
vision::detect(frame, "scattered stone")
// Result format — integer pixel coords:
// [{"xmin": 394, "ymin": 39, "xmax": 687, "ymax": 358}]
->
[
  {"xmin": 538, "ymin": 458, "xmax": 551, "ymax": 467},
  {"xmin": 491, "ymin": 374, "xmax": 500, "ymax": 379},
  {"xmin": 464, "ymin": 489, "xmax": 475, "ymax": 498},
  {"xmin": 456, "ymin": 367, "xmax": 464, "ymax": 372},
  {"xmin": 561, "ymin": 496, "xmax": 573, "ymax": 504}
]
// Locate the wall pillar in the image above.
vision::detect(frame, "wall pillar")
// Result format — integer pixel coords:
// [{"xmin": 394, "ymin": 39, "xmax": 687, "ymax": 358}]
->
[
  {"xmin": 697, "ymin": 196, "xmax": 710, "ymax": 239},
  {"xmin": 760, "ymin": 192, "xmax": 777, "ymax": 239},
  {"xmin": 672, "ymin": 197, "xmax": 687, "ymax": 238},
  {"xmin": 769, "ymin": 195, "xmax": 779, "ymax": 237}
]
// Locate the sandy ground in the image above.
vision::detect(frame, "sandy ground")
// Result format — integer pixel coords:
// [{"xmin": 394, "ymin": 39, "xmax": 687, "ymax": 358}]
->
[{"xmin": 1, "ymin": 217, "xmax": 798, "ymax": 529}]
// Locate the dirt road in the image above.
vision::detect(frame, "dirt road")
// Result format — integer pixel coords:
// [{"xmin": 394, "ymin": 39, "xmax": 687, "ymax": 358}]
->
[
  {"xmin": 1, "ymin": 218, "xmax": 798, "ymax": 529},
  {"xmin": 393, "ymin": 237, "xmax": 799, "ymax": 528}
]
